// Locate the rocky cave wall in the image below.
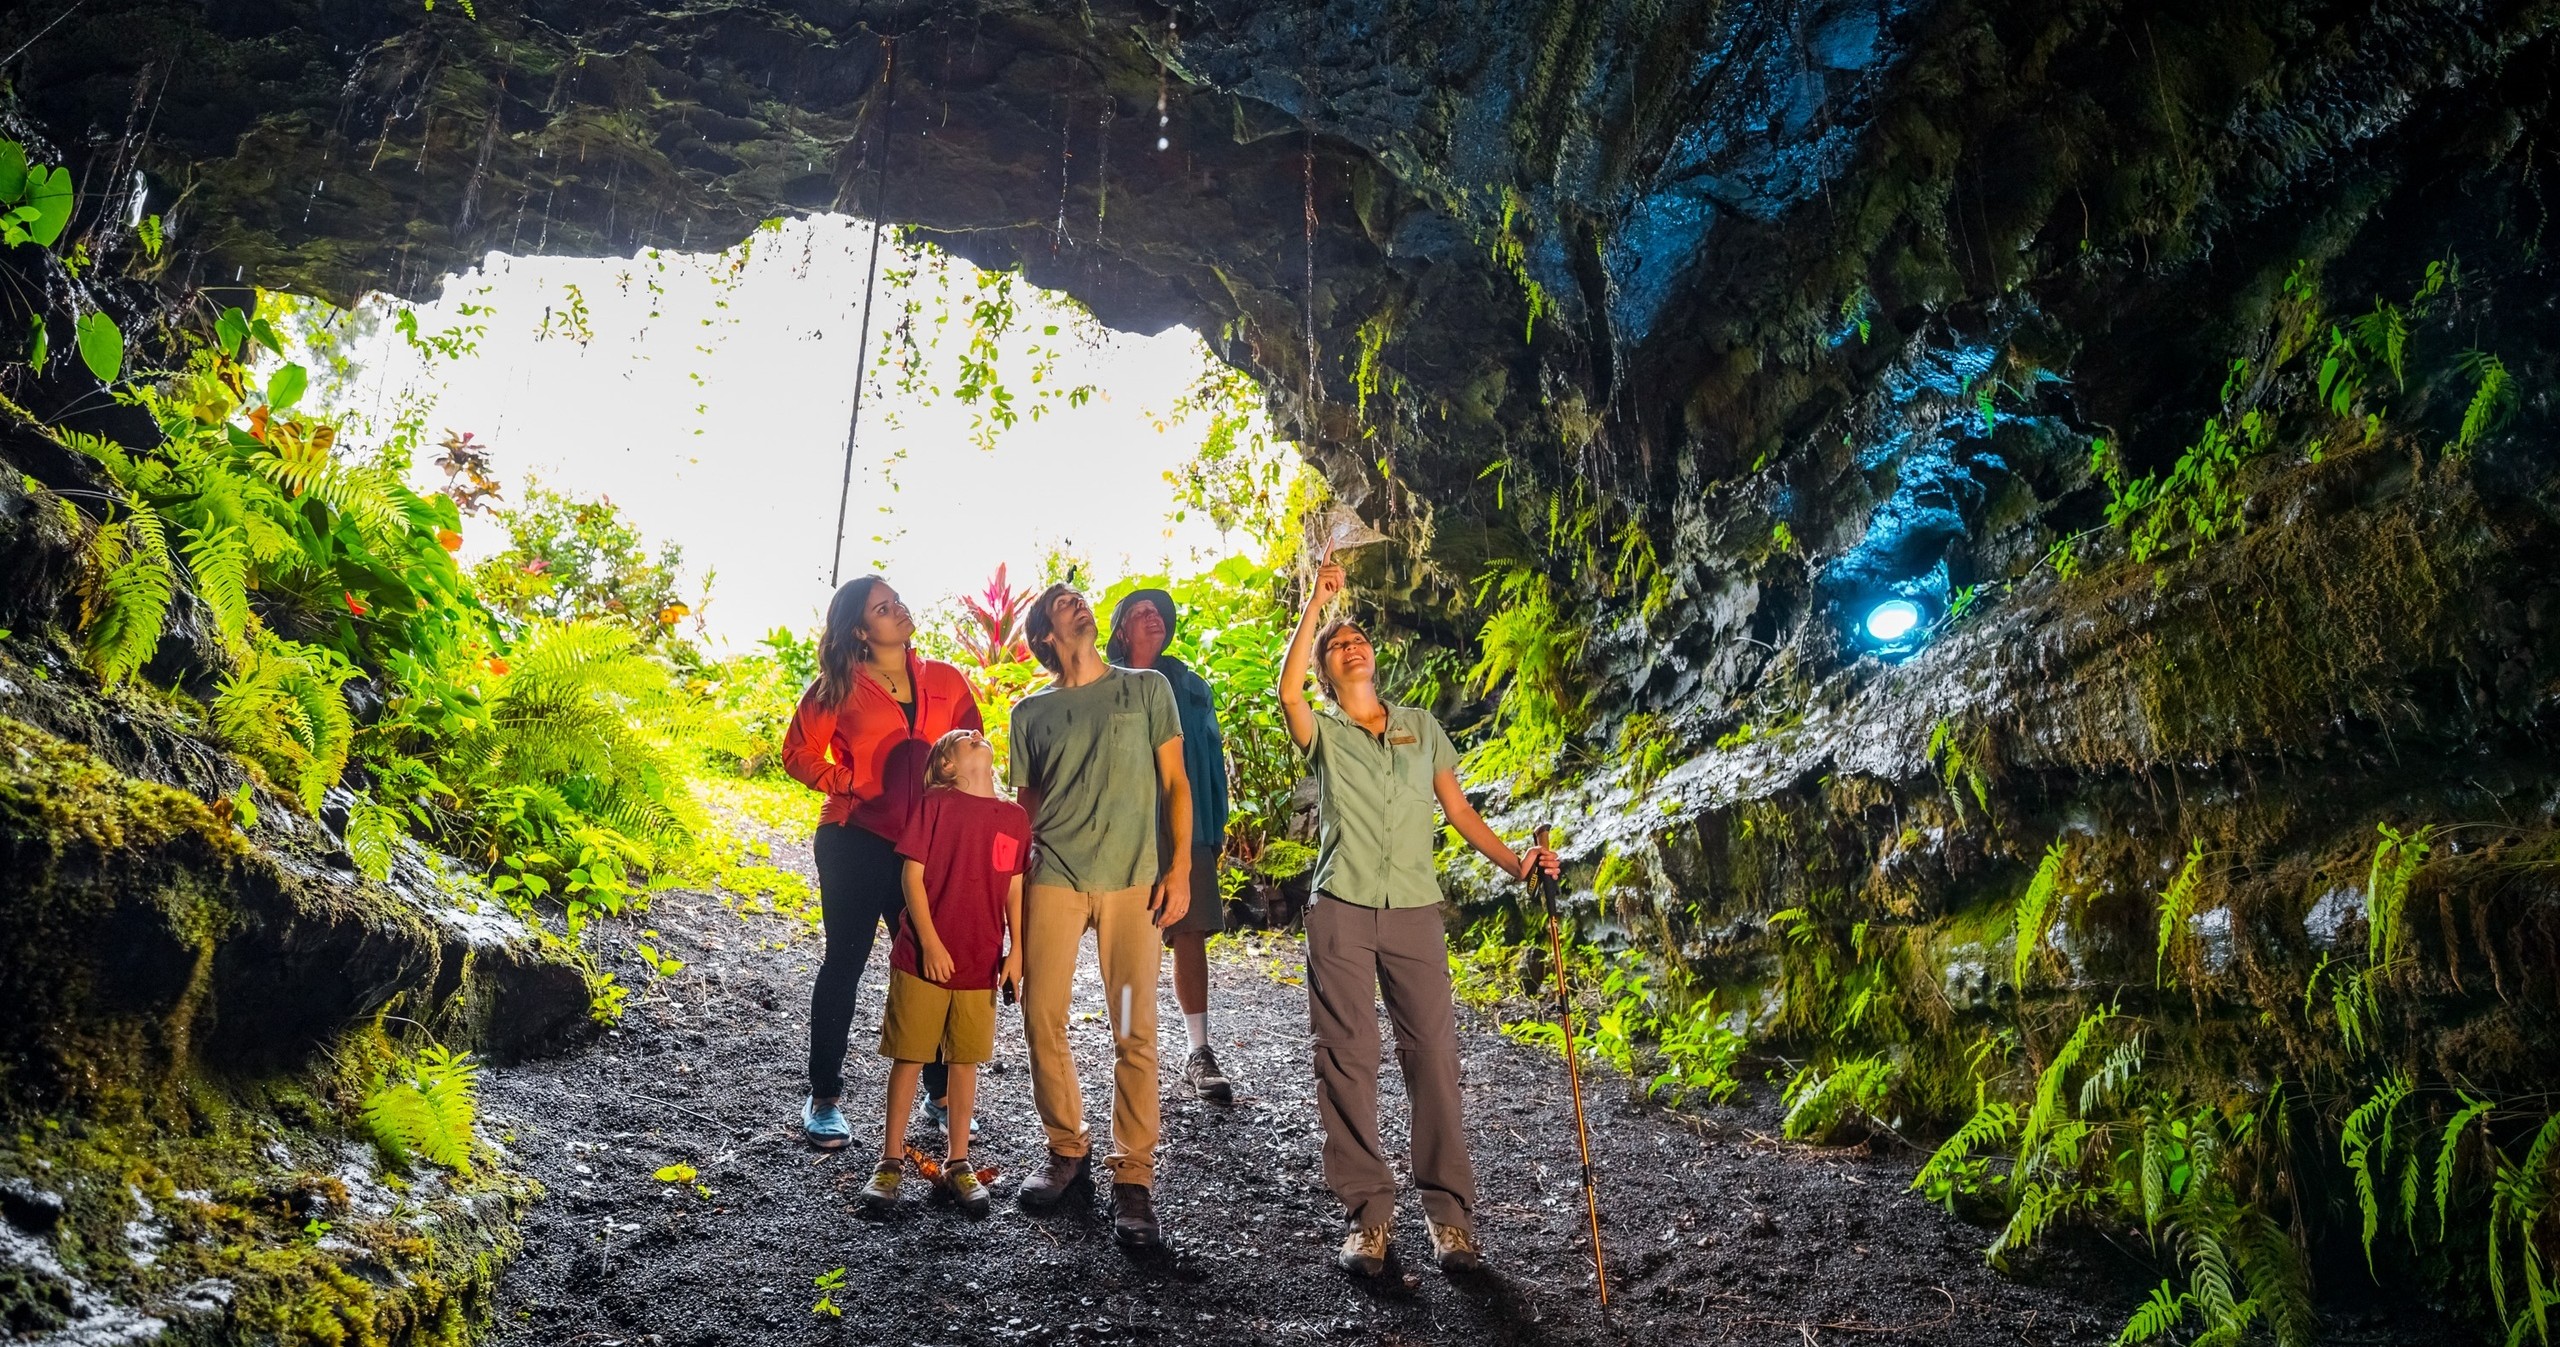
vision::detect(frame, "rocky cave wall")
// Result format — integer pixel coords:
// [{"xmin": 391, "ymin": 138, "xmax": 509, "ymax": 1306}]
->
[{"xmin": 5, "ymin": 0, "xmax": 2560, "ymax": 1335}]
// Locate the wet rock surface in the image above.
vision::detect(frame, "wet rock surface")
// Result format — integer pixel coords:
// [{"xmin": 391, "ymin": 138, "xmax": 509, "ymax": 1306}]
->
[{"xmin": 486, "ymin": 822, "xmax": 2144, "ymax": 1347}]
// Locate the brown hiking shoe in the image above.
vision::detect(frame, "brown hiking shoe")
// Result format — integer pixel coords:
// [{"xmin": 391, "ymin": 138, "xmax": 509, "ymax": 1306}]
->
[
  {"xmin": 1183, "ymin": 1046, "xmax": 1235, "ymax": 1104},
  {"xmin": 1335, "ymin": 1223, "xmax": 1391, "ymax": 1277},
  {"xmin": 1111, "ymin": 1183, "xmax": 1162, "ymax": 1249},
  {"xmin": 1016, "ymin": 1150, "xmax": 1089, "ymax": 1211},
  {"xmin": 1427, "ymin": 1218, "xmax": 1484, "ymax": 1273}
]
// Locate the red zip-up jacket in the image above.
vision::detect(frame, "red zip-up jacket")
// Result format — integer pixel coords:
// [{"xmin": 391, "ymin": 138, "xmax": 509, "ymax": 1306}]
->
[{"xmin": 781, "ymin": 654, "xmax": 984, "ymax": 837}]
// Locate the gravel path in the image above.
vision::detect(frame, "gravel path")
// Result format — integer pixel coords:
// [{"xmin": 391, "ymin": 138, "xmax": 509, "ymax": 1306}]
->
[{"xmin": 477, "ymin": 824, "xmax": 2142, "ymax": 1347}]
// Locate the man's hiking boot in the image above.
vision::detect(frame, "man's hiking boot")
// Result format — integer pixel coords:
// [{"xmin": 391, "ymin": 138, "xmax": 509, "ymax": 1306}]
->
[
  {"xmin": 1183, "ymin": 1046, "xmax": 1234, "ymax": 1104},
  {"xmin": 858, "ymin": 1159, "xmax": 903, "ymax": 1212},
  {"xmin": 1335, "ymin": 1223, "xmax": 1391, "ymax": 1277},
  {"xmin": 1110, "ymin": 1183, "xmax": 1162, "ymax": 1250},
  {"xmin": 801, "ymin": 1096, "xmax": 851, "ymax": 1150},
  {"xmin": 941, "ymin": 1163, "xmax": 991, "ymax": 1218},
  {"xmin": 1016, "ymin": 1150, "xmax": 1089, "ymax": 1211},
  {"xmin": 1427, "ymin": 1218, "xmax": 1485, "ymax": 1273}
]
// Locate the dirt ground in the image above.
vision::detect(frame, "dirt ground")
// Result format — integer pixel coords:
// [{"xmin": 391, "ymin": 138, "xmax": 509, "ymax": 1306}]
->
[{"xmin": 472, "ymin": 817, "xmax": 2205, "ymax": 1347}]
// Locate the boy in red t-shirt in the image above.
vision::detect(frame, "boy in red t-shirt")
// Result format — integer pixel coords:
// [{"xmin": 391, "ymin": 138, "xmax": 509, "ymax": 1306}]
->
[{"xmin": 860, "ymin": 728, "xmax": 1030, "ymax": 1218}]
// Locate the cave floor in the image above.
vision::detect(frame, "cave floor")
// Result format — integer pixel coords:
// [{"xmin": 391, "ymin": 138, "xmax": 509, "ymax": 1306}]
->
[{"xmin": 476, "ymin": 830, "xmax": 2141, "ymax": 1347}]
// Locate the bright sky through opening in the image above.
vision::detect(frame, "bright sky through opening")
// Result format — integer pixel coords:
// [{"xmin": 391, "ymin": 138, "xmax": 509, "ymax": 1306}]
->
[{"xmin": 317, "ymin": 215, "xmax": 1255, "ymax": 649}]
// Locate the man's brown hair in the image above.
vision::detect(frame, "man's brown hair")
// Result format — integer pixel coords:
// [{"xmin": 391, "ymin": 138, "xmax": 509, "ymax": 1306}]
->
[{"xmin": 1022, "ymin": 582, "xmax": 1076, "ymax": 674}]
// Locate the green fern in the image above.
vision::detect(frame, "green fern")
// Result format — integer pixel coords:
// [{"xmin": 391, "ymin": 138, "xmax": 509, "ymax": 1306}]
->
[
  {"xmin": 2013, "ymin": 843, "xmax": 2071, "ymax": 989},
  {"xmin": 1780, "ymin": 1054, "xmax": 1901, "ymax": 1143},
  {"xmin": 214, "ymin": 634, "xmax": 357, "ymax": 811},
  {"xmin": 2435, "ymin": 1094, "xmax": 2494, "ymax": 1233},
  {"xmin": 83, "ymin": 500, "xmax": 176, "ymax": 684},
  {"xmin": 1915, "ymin": 1098, "xmax": 2021, "ymax": 1197},
  {"xmin": 2366, "ymin": 823, "xmax": 2430, "ymax": 970},
  {"xmin": 2343, "ymin": 1074, "xmax": 2414, "ymax": 1271},
  {"xmin": 362, "ymin": 1043, "xmax": 480, "ymax": 1171},
  {"xmin": 2020, "ymin": 1007, "xmax": 2113, "ymax": 1161},
  {"xmin": 2154, "ymin": 839, "xmax": 2207, "ymax": 986},
  {"xmin": 2116, "ymin": 1280, "xmax": 2188, "ymax": 1345}
]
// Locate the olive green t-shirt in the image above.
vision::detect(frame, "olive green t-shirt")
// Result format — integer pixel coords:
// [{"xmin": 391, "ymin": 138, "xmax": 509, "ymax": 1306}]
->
[
  {"xmin": 1008, "ymin": 666, "xmax": 1183, "ymax": 892},
  {"xmin": 1301, "ymin": 703, "xmax": 1460, "ymax": 908}
]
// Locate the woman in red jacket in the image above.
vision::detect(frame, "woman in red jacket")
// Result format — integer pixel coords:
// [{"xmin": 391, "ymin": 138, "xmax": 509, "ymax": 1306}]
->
[{"xmin": 783, "ymin": 575, "xmax": 984, "ymax": 1148}]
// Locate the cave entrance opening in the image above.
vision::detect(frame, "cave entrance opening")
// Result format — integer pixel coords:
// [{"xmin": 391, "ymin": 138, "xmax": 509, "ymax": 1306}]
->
[{"xmin": 275, "ymin": 213, "xmax": 1296, "ymax": 657}]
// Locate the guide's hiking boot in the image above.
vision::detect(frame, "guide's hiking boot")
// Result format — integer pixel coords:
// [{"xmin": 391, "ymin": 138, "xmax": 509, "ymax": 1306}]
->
[
  {"xmin": 1183, "ymin": 1046, "xmax": 1234, "ymax": 1105},
  {"xmin": 1016, "ymin": 1150, "xmax": 1089, "ymax": 1211},
  {"xmin": 1428, "ymin": 1218, "xmax": 1485, "ymax": 1273},
  {"xmin": 941, "ymin": 1162, "xmax": 991, "ymax": 1218},
  {"xmin": 1335, "ymin": 1223, "xmax": 1391, "ymax": 1277},
  {"xmin": 1110, "ymin": 1183, "xmax": 1162, "ymax": 1250},
  {"xmin": 858, "ymin": 1159, "xmax": 903, "ymax": 1212},
  {"xmin": 801, "ymin": 1096, "xmax": 851, "ymax": 1150}
]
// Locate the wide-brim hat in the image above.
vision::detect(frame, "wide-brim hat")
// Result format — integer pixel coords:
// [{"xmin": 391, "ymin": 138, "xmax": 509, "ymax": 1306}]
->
[{"xmin": 1111, "ymin": 588, "xmax": 1179, "ymax": 640}]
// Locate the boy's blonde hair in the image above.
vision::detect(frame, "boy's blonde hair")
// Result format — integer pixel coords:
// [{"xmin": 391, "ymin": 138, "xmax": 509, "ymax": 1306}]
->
[{"xmin": 922, "ymin": 728, "xmax": 980, "ymax": 792}]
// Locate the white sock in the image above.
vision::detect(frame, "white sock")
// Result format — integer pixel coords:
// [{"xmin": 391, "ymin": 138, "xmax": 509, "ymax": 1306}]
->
[{"xmin": 1185, "ymin": 1012, "xmax": 1210, "ymax": 1053}]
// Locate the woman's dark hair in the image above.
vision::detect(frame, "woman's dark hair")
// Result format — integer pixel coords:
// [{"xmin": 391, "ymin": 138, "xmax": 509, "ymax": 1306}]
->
[
  {"xmin": 1312, "ymin": 617, "xmax": 1366, "ymax": 699},
  {"xmin": 815, "ymin": 575, "xmax": 889, "ymax": 707}
]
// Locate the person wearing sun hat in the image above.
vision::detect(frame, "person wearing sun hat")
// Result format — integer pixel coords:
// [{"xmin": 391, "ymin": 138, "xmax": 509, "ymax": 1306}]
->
[{"xmin": 1107, "ymin": 586, "xmax": 1236, "ymax": 1105}]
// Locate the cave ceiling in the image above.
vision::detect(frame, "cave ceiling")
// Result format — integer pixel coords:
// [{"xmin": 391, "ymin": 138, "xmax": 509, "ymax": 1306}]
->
[{"xmin": 8, "ymin": 0, "xmax": 2556, "ymax": 660}]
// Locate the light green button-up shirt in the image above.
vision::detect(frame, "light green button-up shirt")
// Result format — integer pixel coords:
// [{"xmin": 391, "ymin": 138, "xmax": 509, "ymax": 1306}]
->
[{"xmin": 1301, "ymin": 703, "xmax": 1460, "ymax": 909}]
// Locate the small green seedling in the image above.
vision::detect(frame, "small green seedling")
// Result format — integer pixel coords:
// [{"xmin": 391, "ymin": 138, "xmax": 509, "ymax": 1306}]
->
[{"xmin": 811, "ymin": 1266, "xmax": 847, "ymax": 1319}]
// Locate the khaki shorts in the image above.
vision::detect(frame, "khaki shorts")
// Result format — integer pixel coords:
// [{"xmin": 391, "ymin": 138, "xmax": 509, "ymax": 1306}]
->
[
  {"xmin": 1163, "ymin": 845, "xmax": 1224, "ymax": 940},
  {"xmin": 878, "ymin": 969, "xmax": 996, "ymax": 1065}
]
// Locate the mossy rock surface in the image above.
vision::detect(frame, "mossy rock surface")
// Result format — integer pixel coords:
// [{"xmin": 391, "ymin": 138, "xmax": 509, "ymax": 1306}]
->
[{"xmin": 0, "ymin": 705, "xmax": 579, "ymax": 1345}]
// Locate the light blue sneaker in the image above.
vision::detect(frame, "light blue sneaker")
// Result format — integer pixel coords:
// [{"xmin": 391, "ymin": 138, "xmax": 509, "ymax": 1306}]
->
[
  {"xmin": 922, "ymin": 1097, "xmax": 951, "ymax": 1134},
  {"xmin": 803, "ymin": 1096, "xmax": 852, "ymax": 1149}
]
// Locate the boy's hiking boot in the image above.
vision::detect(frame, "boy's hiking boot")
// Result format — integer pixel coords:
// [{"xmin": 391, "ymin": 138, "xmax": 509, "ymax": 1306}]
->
[
  {"xmin": 1183, "ymin": 1047, "xmax": 1234, "ymax": 1105},
  {"xmin": 1335, "ymin": 1223, "xmax": 1391, "ymax": 1277},
  {"xmin": 858, "ymin": 1159, "xmax": 903, "ymax": 1212},
  {"xmin": 801, "ymin": 1096, "xmax": 851, "ymax": 1150},
  {"xmin": 1110, "ymin": 1183, "xmax": 1161, "ymax": 1250},
  {"xmin": 941, "ymin": 1162, "xmax": 991, "ymax": 1218},
  {"xmin": 1427, "ymin": 1219, "xmax": 1484, "ymax": 1273},
  {"xmin": 1016, "ymin": 1150, "xmax": 1089, "ymax": 1211}
]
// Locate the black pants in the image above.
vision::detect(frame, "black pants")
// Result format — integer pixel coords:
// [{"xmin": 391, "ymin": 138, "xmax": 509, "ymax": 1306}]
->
[{"xmin": 809, "ymin": 822, "xmax": 948, "ymax": 1101}]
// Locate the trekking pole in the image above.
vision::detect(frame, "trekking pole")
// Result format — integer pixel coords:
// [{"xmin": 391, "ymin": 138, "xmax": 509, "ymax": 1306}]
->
[{"xmin": 1533, "ymin": 824, "xmax": 1611, "ymax": 1319}]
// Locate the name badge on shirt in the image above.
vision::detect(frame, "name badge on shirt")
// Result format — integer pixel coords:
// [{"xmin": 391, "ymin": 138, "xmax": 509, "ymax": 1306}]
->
[{"xmin": 1387, "ymin": 731, "xmax": 1419, "ymax": 746}]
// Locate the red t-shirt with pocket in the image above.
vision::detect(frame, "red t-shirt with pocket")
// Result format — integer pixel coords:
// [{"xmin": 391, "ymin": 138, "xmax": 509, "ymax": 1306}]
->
[{"xmin": 891, "ymin": 789, "xmax": 1032, "ymax": 990}]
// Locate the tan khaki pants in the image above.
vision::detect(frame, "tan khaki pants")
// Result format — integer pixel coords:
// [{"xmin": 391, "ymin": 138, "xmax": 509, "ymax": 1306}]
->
[{"xmin": 1021, "ymin": 883, "xmax": 1161, "ymax": 1187}]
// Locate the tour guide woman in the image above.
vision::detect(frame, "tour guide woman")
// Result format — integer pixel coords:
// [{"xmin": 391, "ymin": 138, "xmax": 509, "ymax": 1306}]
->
[
  {"xmin": 1278, "ymin": 559, "xmax": 1559, "ymax": 1278},
  {"xmin": 783, "ymin": 576, "xmax": 984, "ymax": 1147}
]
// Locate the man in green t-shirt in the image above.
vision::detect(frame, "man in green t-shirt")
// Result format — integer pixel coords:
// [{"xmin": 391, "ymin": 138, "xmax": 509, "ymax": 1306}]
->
[{"xmin": 1009, "ymin": 582, "xmax": 1192, "ymax": 1251}]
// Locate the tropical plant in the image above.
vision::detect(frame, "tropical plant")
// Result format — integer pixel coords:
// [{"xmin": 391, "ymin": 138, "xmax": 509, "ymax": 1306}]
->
[
  {"xmin": 950, "ymin": 563, "xmax": 1035, "ymax": 668},
  {"xmin": 471, "ymin": 482, "xmax": 699, "ymax": 646}
]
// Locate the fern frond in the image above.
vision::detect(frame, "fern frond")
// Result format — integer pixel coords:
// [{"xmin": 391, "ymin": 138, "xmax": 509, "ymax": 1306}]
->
[
  {"xmin": 181, "ymin": 522, "xmax": 252, "ymax": 650},
  {"xmin": 2436, "ymin": 1094, "xmax": 2494, "ymax": 1234},
  {"xmin": 2080, "ymin": 1036, "xmax": 2146, "ymax": 1116},
  {"xmin": 2343, "ymin": 1074, "xmax": 2414, "ymax": 1272},
  {"xmin": 2115, "ymin": 1280, "xmax": 2188, "ymax": 1345},
  {"xmin": 2021, "ymin": 1006, "xmax": 2113, "ymax": 1161},
  {"xmin": 1914, "ymin": 1100, "xmax": 2020, "ymax": 1196},
  {"xmin": 2013, "ymin": 843, "xmax": 2071, "ymax": 989},
  {"xmin": 2366, "ymin": 823, "xmax": 2430, "ymax": 971},
  {"xmin": 2155, "ymin": 839, "xmax": 2207, "ymax": 986},
  {"xmin": 85, "ymin": 501, "xmax": 175, "ymax": 684}
]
